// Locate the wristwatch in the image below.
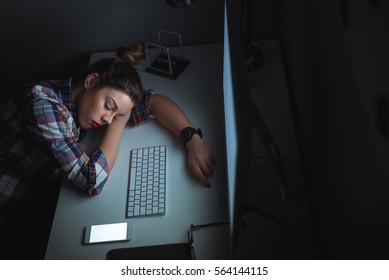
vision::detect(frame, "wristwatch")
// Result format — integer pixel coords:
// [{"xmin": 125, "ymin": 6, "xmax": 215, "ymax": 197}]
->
[{"xmin": 180, "ymin": 127, "xmax": 202, "ymax": 145}]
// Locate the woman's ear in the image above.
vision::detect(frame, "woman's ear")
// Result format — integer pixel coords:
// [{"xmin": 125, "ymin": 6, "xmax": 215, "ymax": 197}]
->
[{"xmin": 84, "ymin": 73, "xmax": 99, "ymax": 90}]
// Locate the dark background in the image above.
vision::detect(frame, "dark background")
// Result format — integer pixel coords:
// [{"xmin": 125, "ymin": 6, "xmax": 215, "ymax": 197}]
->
[
  {"xmin": 280, "ymin": 0, "xmax": 389, "ymax": 259},
  {"xmin": 1, "ymin": 0, "xmax": 389, "ymax": 259}
]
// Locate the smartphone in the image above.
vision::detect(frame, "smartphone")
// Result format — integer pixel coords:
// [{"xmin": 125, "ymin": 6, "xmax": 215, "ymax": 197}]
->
[{"xmin": 84, "ymin": 222, "xmax": 133, "ymax": 245}]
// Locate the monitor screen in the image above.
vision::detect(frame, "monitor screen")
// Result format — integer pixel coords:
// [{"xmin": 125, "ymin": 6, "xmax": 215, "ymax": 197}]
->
[{"xmin": 223, "ymin": 0, "xmax": 252, "ymax": 257}]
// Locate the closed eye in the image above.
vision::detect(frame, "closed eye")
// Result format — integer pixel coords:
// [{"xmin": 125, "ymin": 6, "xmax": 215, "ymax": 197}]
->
[{"xmin": 114, "ymin": 113, "xmax": 126, "ymax": 120}]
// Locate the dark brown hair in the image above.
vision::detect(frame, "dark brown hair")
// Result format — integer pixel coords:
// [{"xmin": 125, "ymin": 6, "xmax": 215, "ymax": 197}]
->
[{"xmin": 74, "ymin": 41, "xmax": 145, "ymax": 104}]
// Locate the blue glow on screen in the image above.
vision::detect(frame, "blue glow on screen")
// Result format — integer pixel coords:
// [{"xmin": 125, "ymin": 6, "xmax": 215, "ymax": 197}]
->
[{"xmin": 223, "ymin": 3, "xmax": 237, "ymax": 229}]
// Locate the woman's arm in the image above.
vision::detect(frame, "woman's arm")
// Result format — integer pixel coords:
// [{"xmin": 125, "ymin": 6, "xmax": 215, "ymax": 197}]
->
[
  {"xmin": 147, "ymin": 94, "xmax": 216, "ymax": 187},
  {"xmin": 26, "ymin": 97, "xmax": 109, "ymax": 195},
  {"xmin": 98, "ymin": 110, "xmax": 132, "ymax": 173}
]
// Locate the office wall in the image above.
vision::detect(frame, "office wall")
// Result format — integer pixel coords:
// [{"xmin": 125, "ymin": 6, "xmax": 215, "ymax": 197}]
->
[
  {"xmin": 0, "ymin": 0, "xmax": 224, "ymax": 92},
  {"xmin": 280, "ymin": 0, "xmax": 389, "ymax": 258}
]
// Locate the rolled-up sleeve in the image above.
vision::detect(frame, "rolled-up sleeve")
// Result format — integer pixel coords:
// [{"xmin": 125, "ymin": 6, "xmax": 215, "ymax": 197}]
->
[
  {"xmin": 26, "ymin": 97, "xmax": 109, "ymax": 195},
  {"xmin": 129, "ymin": 89, "xmax": 154, "ymax": 127},
  {"xmin": 50, "ymin": 139, "xmax": 108, "ymax": 195}
]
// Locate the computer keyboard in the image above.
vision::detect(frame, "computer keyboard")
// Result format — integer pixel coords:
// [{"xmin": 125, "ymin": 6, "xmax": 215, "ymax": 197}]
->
[{"xmin": 126, "ymin": 145, "xmax": 166, "ymax": 218}]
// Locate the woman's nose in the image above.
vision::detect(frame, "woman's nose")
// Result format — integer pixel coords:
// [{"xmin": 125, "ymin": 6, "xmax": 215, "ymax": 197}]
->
[{"xmin": 102, "ymin": 113, "xmax": 114, "ymax": 125}]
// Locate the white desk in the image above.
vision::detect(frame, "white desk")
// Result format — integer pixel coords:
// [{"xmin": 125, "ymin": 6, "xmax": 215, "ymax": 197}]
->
[{"xmin": 45, "ymin": 44, "xmax": 230, "ymax": 259}]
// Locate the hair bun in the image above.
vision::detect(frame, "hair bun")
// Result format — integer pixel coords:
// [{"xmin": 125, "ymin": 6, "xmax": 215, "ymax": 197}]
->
[{"xmin": 115, "ymin": 41, "xmax": 145, "ymax": 65}]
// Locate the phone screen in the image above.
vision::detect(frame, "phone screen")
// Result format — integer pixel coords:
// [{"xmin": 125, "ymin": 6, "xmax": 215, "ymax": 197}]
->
[{"xmin": 86, "ymin": 222, "xmax": 130, "ymax": 244}]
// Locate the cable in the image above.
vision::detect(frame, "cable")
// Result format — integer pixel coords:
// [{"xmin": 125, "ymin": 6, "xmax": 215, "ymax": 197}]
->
[
  {"xmin": 190, "ymin": 222, "xmax": 228, "ymax": 231},
  {"xmin": 252, "ymin": 39, "xmax": 283, "ymax": 62},
  {"xmin": 281, "ymin": 156, "xmax": 303, "ymax": 175},
  {"xmin": 244, "ymin": 204, "xmax": 312, "ymax": 242}
]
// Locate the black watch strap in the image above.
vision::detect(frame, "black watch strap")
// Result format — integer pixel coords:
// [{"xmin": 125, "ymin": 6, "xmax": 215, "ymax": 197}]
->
[{"xmin": 180, "ymin": 127, "xmax": 202, "ymax": 145}]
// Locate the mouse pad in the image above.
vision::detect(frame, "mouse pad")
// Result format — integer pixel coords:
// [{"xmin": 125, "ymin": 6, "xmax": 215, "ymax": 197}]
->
[{"xmin": 106, "ymin": 243, "xmax": 192, "ymax": 260}]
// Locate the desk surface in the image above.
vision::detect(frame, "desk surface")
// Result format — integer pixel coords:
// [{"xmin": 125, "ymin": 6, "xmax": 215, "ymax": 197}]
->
[{"xmin": 45, "ymin": 44, "xmax": 230, "ymax": 260}]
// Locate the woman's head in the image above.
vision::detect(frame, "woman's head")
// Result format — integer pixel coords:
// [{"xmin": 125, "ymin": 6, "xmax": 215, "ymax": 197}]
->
[{"xmin": 73, "ymin": 42, "xmax": 145, "ymax": 129}]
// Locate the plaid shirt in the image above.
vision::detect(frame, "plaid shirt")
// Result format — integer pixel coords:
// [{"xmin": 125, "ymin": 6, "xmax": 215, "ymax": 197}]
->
[{"xmin": 0, "ymin": 79, "xmax": 153, "ymax": 209}]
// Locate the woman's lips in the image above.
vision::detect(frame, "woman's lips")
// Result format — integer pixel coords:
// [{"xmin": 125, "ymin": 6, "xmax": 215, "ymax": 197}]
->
[{"xmin": 91, "ymin": 120, "xmax": 101, "ymax": 129}]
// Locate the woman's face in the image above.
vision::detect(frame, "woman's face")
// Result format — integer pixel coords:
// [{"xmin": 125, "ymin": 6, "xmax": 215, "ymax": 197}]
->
[
  {"xmin": 76, "ymin": 74, "xmax": 134, "ymax": 129},
  {"xmin": 73, "ymin": 73, "xmax": 134, "ymax": 129}
]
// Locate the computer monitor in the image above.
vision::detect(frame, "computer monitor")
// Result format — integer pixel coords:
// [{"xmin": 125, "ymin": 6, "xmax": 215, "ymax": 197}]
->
[
  {"xmin": 223, "ymin": 0, "xmax": 252, "ymax": 258},
  {"xmin": 223, "ymin": 0, "xmax": 287, "ymax": 258}
]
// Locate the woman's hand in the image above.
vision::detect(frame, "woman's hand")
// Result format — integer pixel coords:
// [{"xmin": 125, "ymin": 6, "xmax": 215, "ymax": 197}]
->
[
  {"xmin": 147, "ymin": 94, "xmax": 216, "ymax": 187},
  {"xmin": 184, "ymin": 134, "xmax": 216, "ymax": 188}
]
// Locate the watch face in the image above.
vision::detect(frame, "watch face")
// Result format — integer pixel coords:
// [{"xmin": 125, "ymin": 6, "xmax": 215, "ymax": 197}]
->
[
  {"xmin": 180, "ymin": 127, "xmax": 202, "ymax": 144},
  {"xmin": 183, "ymin": 129, "xmax": 192, "ymax": 138},
  {"xmin": 181, "ymin": 127, "xmax": 196, "ymax": 141}
]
